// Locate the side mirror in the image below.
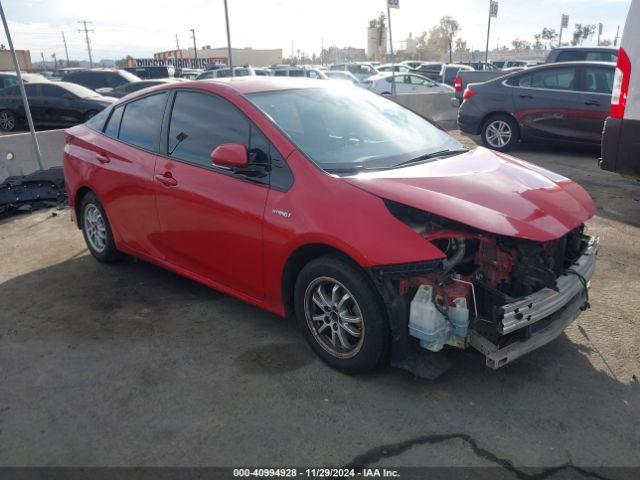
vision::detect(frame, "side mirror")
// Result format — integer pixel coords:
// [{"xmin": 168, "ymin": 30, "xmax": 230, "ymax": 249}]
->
[{"xmin": 211, "ymin": 143, "xmax": 248, "ymax": 169}]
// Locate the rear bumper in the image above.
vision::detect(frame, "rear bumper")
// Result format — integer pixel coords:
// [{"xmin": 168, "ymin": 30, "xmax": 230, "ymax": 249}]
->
[
  {"xmin": 457, "ymin": 103, "xmax": 483, "ymax": 135},
  {"xmin": 470, "ymin": 236, "xmax": 598, "ymax": 369},
  {"xmin": 600, "ymin": 117, "xmax": 640, "ymax": 178}
]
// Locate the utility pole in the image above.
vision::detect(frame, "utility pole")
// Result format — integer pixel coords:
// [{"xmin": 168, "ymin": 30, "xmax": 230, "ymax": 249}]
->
[
  {"xmin": 387, "ymin": 3, "xmax": 396, "ymax": 96},
  {"xmin": 40, "ymin": 51, "xmax": 45, "ymax": 67},
  {"xmin": 614, "ymin": 25, "xmax": 620, "ymax": 46},
  {"xmin": 78, "ymin": 20, "xmax": 94, "ymax": 68},
  {"xmin": 223, "ymin": 0, "xmax": 233, "ymax": 75},
  {"xmin": 190, "ymin": 29, "xmax": 197, "ymax": 67},
  {"xmin": 52, "ymin": 53, "xmax": 57, "ymax": 70},
  {"xmin": 61, "ymin": 31, "xmax": 69, "ymax": 66},
  {"xmin": 597, "ymin": 23, "xmax": 603, "ymax": 46},
  {"xmin": 0, "ymin": 0, "xmax": 43, "ymax": 169},
  {"xmin": 559, "ymin": 14, "xmax": 569, "ymax": 47},
  {"xmin": 320, "ymin": 37, "xmax": 324, "ymax": 66},
  {"xmin": 485, "ymin": 1, "xmax": 498, "ymax": 63}
]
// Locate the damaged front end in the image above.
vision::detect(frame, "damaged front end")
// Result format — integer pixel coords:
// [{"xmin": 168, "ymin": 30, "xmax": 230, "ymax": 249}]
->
[{"xmin": 369, "ymin": 200, "xmax": 598, "ymax": 379}]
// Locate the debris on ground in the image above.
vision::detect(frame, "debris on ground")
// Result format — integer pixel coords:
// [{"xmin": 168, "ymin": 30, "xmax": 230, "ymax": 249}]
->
[{"xmin": 0, "ymin": 167, "xmax": 66, "ymax": 217}]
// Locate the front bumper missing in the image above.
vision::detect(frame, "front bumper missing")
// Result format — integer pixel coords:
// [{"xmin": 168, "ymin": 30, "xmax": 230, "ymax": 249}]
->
[
  {"xmin": 470, "ymin": 236, "xmax": 598, "ymax": 370},
  {"xmin": 500, "ymin": 236, "xmax": 598, "ymax": 335}
]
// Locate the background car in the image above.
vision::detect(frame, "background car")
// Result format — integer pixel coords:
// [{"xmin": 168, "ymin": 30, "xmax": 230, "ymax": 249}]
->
[
  {"xmin": 0, "ymin": 72, "xmax": 49, "ymax": 89},
  {"xmin": 329, "ymin": 63, "xmax": 378, "ymax": 81},
  {"xmin": 123, "ymin": 66, "xmax": 175, "ymax": 79},
  {"xmin": 401, "ymin": 60, "xmax": 423, "ymax": 70},
  {"xmin": 440, "ymin": 64, "xmax": 474, "ymax": 86},
  {"xmin": 271, "ymin": 67, "xmax": 328, "ymax": 79},
  {"xmin": 458, "ymin": 61, "xmax": 615, "ymax": 151},
  {"xmin": 62, "ymin": 69, "xmax": 141, "ymax": 92},
  {"xmin": 546, "ymin": 46, "xmax": 618, "ymax": 63},
  {"xmin": 376, "ymin": 64, "xmax": 412, "ymax": 73},
  {"xmin": 600, "ymin": 0, "xmax": 639, "ymax": 178},
  {"xmin": 196, "ymin": 67, "xmax": 255, "ymax": 79},
  {"xmin": 48, "ymin": 67, "xmax": 87, "ymax": 81},
  {"xmin": 106, "ymin": 78, "xmax": 186, "ymax": 98},
  {"xmin": 410, "ymin": 62, "xmax": 444, "ymax": 81},
  {"xmin": 0, "ymin": 81, "xmax": 115, "ymax": 131},
  {"xmin": 325, "ymin": 70, "xmax": 360, "ymax": 84},
  {"xmin": 363, "ymin": 72, "xmax": 454, "ymax": 95}
]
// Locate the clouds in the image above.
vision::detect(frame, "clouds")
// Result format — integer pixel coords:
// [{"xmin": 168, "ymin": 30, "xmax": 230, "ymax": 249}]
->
[{"xmin": 1, "ymin": 0, "xmax": 632, "ymax": 62}]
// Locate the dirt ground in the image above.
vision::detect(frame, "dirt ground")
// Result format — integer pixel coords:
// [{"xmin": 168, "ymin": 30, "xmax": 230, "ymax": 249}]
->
[{"xmin": 0, "ymin": 136, "xmax": 638, "ymax": 476}]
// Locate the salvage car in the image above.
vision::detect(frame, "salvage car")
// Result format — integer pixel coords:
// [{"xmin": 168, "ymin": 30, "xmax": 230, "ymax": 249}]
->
[{"xmin": 63, "ymin": 78, "xmax": 598, "ymax": 378}]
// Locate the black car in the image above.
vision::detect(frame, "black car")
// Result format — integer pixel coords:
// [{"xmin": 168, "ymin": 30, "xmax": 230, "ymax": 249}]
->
[
  {"xmin": 0, "ymin": 72, "xmax": 49, "ymax": 89},
  {"xmin": 123, "ymin": 66, "xmax": 175, "ymax": 79},
  {"xmin": 411, "ymin": 62, "xmax": 443, "ymax": 81},
  {"xmin": 62, "ymin": 69, "xmax": 141, "ymax": 93},
  {"xmin": 0, "ymin": 82, "xmax": 115, "ymax": 131},
  {"xmin": 107, "ymin": 78, "xmax": 186, "ymax": 98},
  {"xmin": 458, "ymin": 61, "xmax": 615, "ymax": 151}
]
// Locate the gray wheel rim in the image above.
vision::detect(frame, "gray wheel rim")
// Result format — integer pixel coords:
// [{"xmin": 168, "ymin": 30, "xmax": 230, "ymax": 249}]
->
[
  {"xmin": 0, "ymin": 111, "xmax": 14, "ymax": 130},
  {"xmin": 304, "ymin": 277, "xmax": 365, "ymax": 359},
  {"xmin": 486, "ymin": 120, "xmax": 512, "ymax": 148},
  {"xmin": 84, "ymin": 204, "xmax": 107, "ymax": 253}
]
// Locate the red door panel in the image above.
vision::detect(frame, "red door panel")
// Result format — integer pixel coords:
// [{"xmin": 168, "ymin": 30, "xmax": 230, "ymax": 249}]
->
[
  {"xmin": 154, "ymin": 157, "xmax": 268, "ymax": 299},
  {"xmin": 88, "ymin": 135, "xmax": 163, "ymax": 258}
]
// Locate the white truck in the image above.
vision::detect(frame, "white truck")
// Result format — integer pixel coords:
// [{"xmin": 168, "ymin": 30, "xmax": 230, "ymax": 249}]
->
[{"xmin": 600, "ymin": 0, "xmax": 639, "ymax": 178}]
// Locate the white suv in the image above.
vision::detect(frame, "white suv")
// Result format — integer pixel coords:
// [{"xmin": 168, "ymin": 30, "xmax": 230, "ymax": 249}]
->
[{"xmin": 600, "ymin": 0, "xmax": 639, "ymax": 177}]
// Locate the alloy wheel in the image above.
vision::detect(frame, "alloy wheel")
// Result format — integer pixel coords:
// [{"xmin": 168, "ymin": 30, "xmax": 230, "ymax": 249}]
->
[
  {"xmin": 0, "ymin": 111, "xmax": 15, "ymax": 131},
  {"xmin": 304, "ymin": 277, "xmax": 365, "ymax": 359},
  {"xmin": 84, "ymin": 204, "xmax": 107, "ymax": 253},
  {"xmin": 485, "ymin": 120, "xmax": 512, "ymax": 148}
]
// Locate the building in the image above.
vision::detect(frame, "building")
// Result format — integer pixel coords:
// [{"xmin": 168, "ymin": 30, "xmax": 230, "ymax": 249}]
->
[
  {"xmin": 151, "ymin": 46, "xmax": 282, "ymax": 68},
  {"xmin": 367, "ymin": 21, "xmax": 388, "ymax": 61},
  {"xmin": 405, "ymin": 33, "xmax": 418, "ymax": 55},
  {"xmin": 0, "ymin": 48, "xmax": 32, "ymax": 71}
]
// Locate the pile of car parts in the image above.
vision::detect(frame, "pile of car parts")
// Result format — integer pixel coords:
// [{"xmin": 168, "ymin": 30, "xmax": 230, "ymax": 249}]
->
[{"xmin": 0, "ymin": 167, "xmax": 66, "ymax": 217}]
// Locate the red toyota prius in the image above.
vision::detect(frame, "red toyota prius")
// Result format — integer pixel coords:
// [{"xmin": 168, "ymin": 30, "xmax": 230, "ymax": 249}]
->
[{"xmin": 64, "ymin": 78, "xmax": 598, "ymax": 378}]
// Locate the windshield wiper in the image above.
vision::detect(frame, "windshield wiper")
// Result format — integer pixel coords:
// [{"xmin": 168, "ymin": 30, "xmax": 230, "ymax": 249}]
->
[{"xmin": 391, "ymin": 149, "xmax": 468, "ymax": 169}]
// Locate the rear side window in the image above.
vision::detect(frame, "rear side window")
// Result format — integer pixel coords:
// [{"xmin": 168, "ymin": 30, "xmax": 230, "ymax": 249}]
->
[
  {"xmin": 119, "ymin": 92, "xmax": 167, "ymax": 151},
  {"xmin": 582, "ymin": 67, "xmax": 614, "ymax": 94},
  {"xmin": 103, "ymin": 106, "xmax": 124, "ymax": 138},
  {"xmin": 556, "ymin": 51, "xmax": 585, "ymax": 62},
  {"xmin": 86, "ymin": 107, "xmax": 110, "ymax": 131},
  {"xmin": 289, "ymin": 70, "xmax": 305, "ymax": 77},
  {"xmin": 585, "ymin": 51, "xmax": 618, "ymax": 62},
  {"xmin": 514, "ymin": 67, "xmax": 577, "ymax": 91},
  {"xmin": 274, "ymin": 70, "xmax": 287, "ymax": 77},
  {"xmin": 167, "ymin": 91, "xmax": 250, "ymax": 167}
]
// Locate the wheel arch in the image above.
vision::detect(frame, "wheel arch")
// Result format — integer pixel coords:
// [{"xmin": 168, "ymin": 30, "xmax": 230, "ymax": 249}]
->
[
  {"xmin": 480, "ymin": 111, "xmax": 521, "ymax": 137},
  {"xmin": 281, "ymin": 243, "xmax": 371, "ymax": 319}
]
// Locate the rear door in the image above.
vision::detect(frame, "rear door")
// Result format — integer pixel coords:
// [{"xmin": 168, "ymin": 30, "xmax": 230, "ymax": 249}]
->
[
  {"xmin": 511, "ymin": 65, "xmax": 584, "ymax": 141},
  {"xmin": 88, "ymin": 92, "xmax": 166, "ymax": 257},
  {"xmin": 577, "ymin": 65, "xmax": 614, "ymax": 142},
  {"xmin": 153, "ymin": 90, "xmax": 269, "ymax": 299},
  {"xmin": 40, "ymin": 84, "xmax": 83, "ymax": 125}
]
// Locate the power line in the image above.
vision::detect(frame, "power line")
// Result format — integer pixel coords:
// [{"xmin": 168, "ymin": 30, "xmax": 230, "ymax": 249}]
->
[{"xmin": 77, "ymin": 20, "xmax": 94, "ymax": 67}]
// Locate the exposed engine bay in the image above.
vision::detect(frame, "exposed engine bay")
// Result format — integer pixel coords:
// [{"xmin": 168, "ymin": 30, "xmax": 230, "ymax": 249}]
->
[{"xmin": 372, "ymin": 200, "xmax": 598, "ymax": 375}]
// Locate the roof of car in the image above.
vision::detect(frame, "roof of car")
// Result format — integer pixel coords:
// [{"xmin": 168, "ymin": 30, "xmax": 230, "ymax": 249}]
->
[
  {"xmin": 197, "ymin": 77, "xmax": 328, "ymax": 94},
  {"xmin": 550, "ymin": 46, "xmax": 618, "ymax": 52}
]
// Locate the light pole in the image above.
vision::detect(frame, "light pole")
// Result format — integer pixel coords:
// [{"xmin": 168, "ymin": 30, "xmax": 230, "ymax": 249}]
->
[
  {"xmin": 191, "ymin": 29, "xmax": 198, "ymax": 68},
  {"xmin": 223, "ymin": 0, "xmax": 234, "ymax": 75}
]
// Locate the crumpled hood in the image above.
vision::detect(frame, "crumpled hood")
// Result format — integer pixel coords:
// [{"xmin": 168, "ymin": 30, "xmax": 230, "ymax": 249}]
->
[{"xmin": 344, "ymin": 147, "xmax": 596, "ymax": 242}]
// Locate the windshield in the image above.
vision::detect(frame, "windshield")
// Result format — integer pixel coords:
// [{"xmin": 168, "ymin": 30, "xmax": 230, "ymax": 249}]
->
[
  {"xmin": 246, "ymin": 86, "xmax": 462, "ymax": 171},
  {"xmin": 61, "ymin": 82, "xmax": 104, "ymax": 98}
]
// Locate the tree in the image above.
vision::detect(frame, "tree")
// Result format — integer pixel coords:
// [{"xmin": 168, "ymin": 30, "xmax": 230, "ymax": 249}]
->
[
  {"xmin": 511, "ymin": 39, "xmax": 531, "ymax": 50},
  {"xmin": 533, "ymin": 34, "xmax": 544, "ymax": 50},
  {"xmin": 454, "ymin": 38, "xmax": 469, "ymax": 53},
  {"xmin": 541, "ymin": 28, "xmax": 559, "ymax": 48},
  {"xmin": 571, "ymin": 24, "xmax": 597, "ymax": 46}
]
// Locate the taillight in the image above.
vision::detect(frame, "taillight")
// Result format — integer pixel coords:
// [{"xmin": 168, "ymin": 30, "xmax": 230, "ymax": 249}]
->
[
  {"xmin": 454, "ymin": 76, "xmax": 463, "ymax": 92},
  {"xmin": 463, "ymin": 88, "xmax": 475, "ymax": 101},
  {"xmin": 611, "ymin": 47, "xmax": 631, "ymax": 119}
]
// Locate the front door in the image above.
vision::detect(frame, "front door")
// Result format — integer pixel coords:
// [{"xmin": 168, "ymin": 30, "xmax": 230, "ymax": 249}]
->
[
  {"xmin": 40, "ymin": 84, "xmax": 83, "ymax": 126},
  {"xmin": 511, "ymin": 65, "xmax": 584, "ymax": 141},
  {"xmin": 154, "ymin": 90, "xmax": 268, "ymax": 299}
]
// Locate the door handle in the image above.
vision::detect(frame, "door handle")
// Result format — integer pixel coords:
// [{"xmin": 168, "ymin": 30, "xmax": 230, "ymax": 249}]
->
[
  {"xmin": 519, "ymin": 94, "xmax": 534, "ymax": 99},
  {"xmin": 584, "ymin": 100, "xmax": 601, "ymax": 106},
  {"xmin": 96, "ymin": 153, "xmax": 110, "ymax": 164},
  {"xmin": 155, "ymin": 172, "xmax": 178, "ymax": 187}
]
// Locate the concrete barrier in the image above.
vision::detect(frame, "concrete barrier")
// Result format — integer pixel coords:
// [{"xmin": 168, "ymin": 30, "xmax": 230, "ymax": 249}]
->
[
  {"xmin": 390, "ymin": 92, "xmax": 459, "ymax": 130},
  {"xmin": 0, "ymin": 129, "xmax": 65, "ymax": 180}
]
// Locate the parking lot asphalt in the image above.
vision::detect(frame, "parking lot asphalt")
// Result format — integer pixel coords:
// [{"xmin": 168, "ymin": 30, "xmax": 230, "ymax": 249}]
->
[{"xmin": 1, "ymin": 135, "xmax": 639, "ymax": 474}]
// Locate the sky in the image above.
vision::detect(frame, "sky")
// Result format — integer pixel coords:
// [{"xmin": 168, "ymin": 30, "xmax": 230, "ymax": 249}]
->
[{"xmin": 1, "ymin": 0, "xmax": 633, "ymax": 62}]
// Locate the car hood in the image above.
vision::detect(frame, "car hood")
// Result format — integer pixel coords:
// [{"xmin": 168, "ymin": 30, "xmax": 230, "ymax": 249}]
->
[{"xmin": 343, "ymin": 147, "xmax": 596, "ymax": 242}]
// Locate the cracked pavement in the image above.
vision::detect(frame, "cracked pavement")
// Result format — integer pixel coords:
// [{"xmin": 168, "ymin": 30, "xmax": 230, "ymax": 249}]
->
[{"xmin": 0, "ymin": 136, "xmax": 638, "ymax": 474}]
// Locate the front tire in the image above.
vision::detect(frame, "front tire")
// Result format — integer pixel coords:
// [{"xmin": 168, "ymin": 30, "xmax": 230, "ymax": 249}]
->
[
  {"xmin": 481, "ymin": 114, "xmax": 519, "ymax": 151},
  {"xmin": 294, "ymin": 255, "xmax": 389, "ymax": 374},
  {"xmin": 80, "ymin": 192, "xmax": 123, "ymax": 263},
  {"xmin": 0, "ymin": 110, "xmax": 17, "ymax": 132}
]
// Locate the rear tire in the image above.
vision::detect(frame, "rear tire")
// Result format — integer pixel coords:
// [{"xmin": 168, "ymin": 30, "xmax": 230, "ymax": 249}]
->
[
  {"xmin": 294, "ymin": 255, "xmax": 389, "ymax": 374},
  {"xmin": 481, "ymin": 114, "xmax": 519, "ymax": 151},
  {"xmin": 0, "ymin": 110, "xmax": 17, "ymax": 132},
  {"xmin": 79, "ymin": 192, "xmax": 123, "ymax": 263}
]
